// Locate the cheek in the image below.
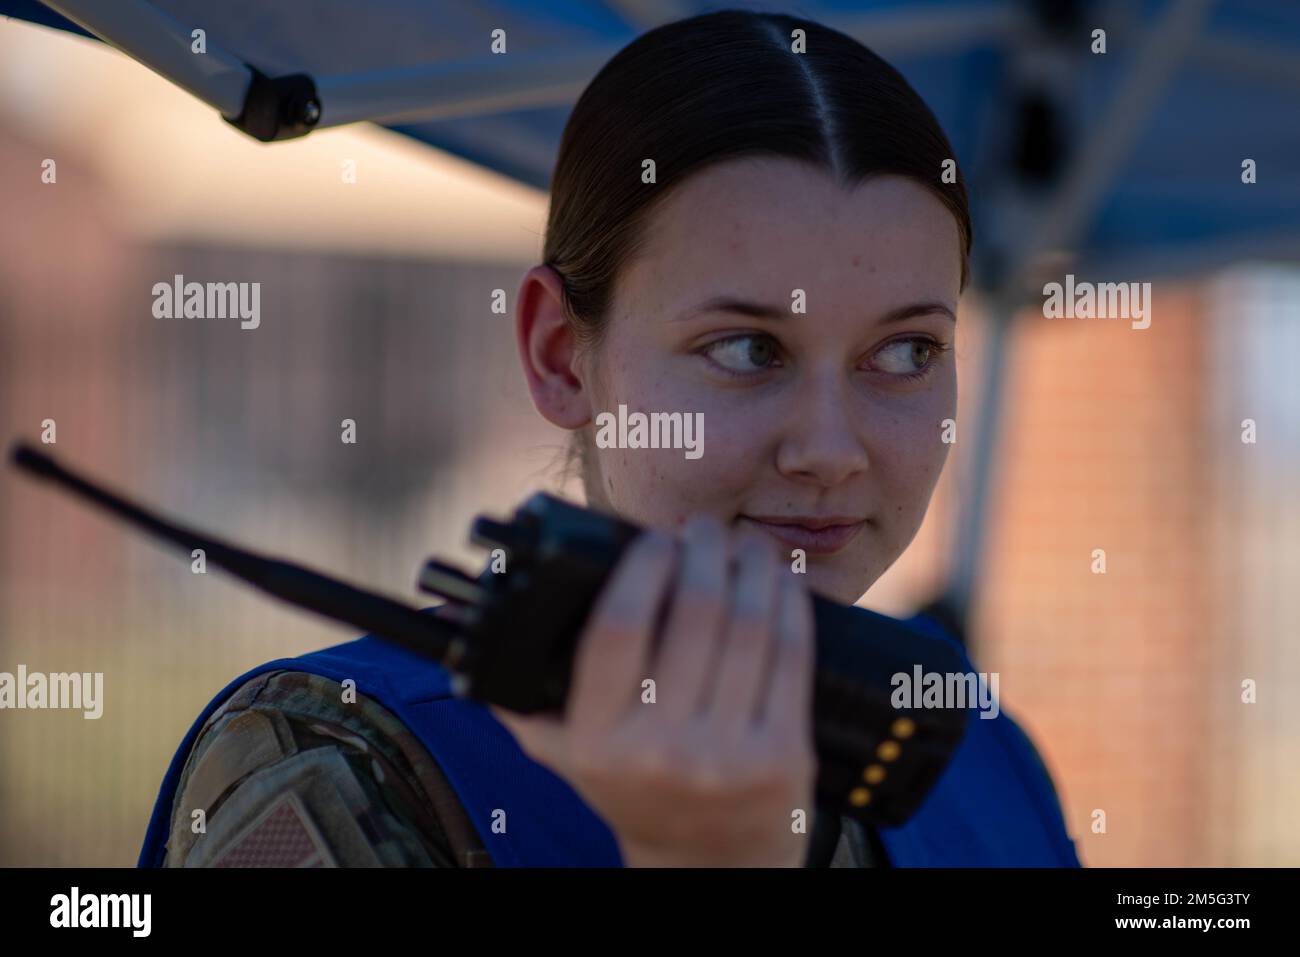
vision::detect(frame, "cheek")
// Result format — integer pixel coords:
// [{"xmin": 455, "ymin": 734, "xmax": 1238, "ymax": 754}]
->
[
  {"xmin": 599, "ymin": 415, "xmax": 761, "ymax": 527},
  {"xmin": 872, "ymin": 400, "xmax": 952, "ymax": 531},
  {"xmin": 587, "ymin": 359, "xmax": 764, "ymax": 526}
]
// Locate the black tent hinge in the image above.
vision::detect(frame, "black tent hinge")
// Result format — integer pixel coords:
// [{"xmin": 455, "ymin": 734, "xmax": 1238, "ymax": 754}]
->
[{"xmin": 225, "ymin": 66, "xmax": 320, "ymax": 142}]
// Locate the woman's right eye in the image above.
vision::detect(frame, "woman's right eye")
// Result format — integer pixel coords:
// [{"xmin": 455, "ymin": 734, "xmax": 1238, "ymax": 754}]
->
[{"xmin": 701, "ymin": 334, "xmax": 781, "ymax": 375}]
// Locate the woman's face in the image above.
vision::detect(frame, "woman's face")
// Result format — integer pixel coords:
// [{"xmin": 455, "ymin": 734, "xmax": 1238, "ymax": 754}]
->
[{"xmin": 521, "ymin": 157, "xmax": 961, "ymax": 604}]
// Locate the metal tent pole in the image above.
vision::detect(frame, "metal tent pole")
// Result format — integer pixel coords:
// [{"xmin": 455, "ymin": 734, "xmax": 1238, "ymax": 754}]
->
[
  {"xmin": 934, "ymin": 0, "xmax": 1214, "ymax": 649},
  {"xmin": 944, "ymin": 295, "xmax": 1019, "ymax": 647}
]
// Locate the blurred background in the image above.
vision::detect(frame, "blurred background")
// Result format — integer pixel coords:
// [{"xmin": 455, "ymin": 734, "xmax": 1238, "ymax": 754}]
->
[{"xmin": 2, "ymin": 2, "xmax": 1298, "ymax": 867}]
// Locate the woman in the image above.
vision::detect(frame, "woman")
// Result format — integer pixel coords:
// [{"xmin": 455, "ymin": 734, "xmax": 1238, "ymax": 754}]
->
[{"xmin": 139, "ymin": 8, "xmax": 1079, "ymax": 868}]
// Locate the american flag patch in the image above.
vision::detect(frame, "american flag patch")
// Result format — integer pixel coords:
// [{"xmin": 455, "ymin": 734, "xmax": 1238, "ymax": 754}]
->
[{"xmin": 213, "ymin": 792, "xmax": 335, "ymax": 867}]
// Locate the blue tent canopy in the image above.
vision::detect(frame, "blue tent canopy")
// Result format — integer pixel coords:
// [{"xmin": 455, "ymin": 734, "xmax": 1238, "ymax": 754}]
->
[
  {"xmin": 5, "ymin": 0, "xmax": 1299, "ymax": 630},
  {"xmin": 9, "ymin": 0, "xmax": 1299, "ymax": 289}
]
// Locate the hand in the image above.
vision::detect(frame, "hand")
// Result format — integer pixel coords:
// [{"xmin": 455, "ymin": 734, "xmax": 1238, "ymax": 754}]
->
[{"xmin": 489, "ymin": 513, "xmax": 817, "ymax": 867}]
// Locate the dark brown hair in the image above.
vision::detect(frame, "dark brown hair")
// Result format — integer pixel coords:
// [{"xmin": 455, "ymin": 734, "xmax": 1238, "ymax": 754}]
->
[{"xmin": 543, "ymin": 7, "xmax": 973, "ymax": 351}]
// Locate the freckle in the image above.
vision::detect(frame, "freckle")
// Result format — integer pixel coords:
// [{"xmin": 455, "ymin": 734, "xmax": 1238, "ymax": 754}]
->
[{"xmin": 851, "ymin": 255, "xmax": 860, "ymax": 267}]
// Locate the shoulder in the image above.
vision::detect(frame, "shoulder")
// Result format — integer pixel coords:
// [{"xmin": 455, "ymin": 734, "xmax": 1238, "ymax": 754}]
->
[
  {"xmin": 163, "ymin": 668, "xmax": 490, "ymax": 867},
  {"xmin": 986, "ymin": 708, "xmax": 1082, "ymax": 866},
  {"xmin": 903, "ymin": 610, "xmax": 1081, "ymax": 866}
]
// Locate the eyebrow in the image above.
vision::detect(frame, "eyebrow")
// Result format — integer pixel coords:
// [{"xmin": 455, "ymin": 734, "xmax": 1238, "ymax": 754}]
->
[{"xmin": 670, "ymin": 295, "xmax": 956, "ymax": 325}]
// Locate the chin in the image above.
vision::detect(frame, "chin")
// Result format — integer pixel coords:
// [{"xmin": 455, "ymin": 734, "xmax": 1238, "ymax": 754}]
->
[{"xmin": 805, "ymin": 566, "xmax": 872, "ymax": 606}]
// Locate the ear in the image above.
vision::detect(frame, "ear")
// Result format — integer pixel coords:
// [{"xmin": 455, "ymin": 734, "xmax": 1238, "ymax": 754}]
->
[{"xmin": 515, "ymin": 264, "xmax": 593, "ymax": 430}]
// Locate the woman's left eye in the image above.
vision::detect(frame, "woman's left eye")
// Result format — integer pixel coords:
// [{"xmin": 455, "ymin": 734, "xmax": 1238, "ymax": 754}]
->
[
  {"xmin": 870, "ymin": 337, "xmax": 943, "ymax": 376},
  {"xmin": 701, "ymin": 334, "xmax": 780, "ymax": 374}
]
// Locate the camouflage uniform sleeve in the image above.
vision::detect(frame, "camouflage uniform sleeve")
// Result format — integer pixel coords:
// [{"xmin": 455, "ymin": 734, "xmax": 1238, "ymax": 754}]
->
[{"xmin": 161, "ymin": 670, "xmax": 492, "ymax": 868}]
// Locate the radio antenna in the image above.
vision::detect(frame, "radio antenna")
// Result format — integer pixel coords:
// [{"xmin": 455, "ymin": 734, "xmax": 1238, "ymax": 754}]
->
[{"xmin": 9, "ymin": 442, "xmax": 465, "ymax": 668}]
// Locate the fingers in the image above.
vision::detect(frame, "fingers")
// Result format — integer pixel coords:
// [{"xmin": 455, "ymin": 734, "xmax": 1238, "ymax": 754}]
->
[
  {"xmin": 706, "ymin": 529, "xmax": 782, "ymax": 738},
  {"xmin": 494, "ymin": 515, "xmax": 816, "ymax": 779},
  {"xmin": 565, "ymin": 529, "xmax": 678, "ymax": 730},
  {"xmin": 757, "ymin": 570, "xmax": 817, "ymax": 741},
  {"xmin": 653, "ymin": 515, "xmax": 729, "ymax": 723}
]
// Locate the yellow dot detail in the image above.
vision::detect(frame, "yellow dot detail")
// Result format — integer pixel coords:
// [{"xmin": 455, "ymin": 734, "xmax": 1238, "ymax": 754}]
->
[
  {"xmin": 849, "ymin": 787, "xmax": 872, "ymax": 807},
  {"xmin": 891, "ymin": 717, "xmax": 916, "ymax": 739},
  {"xmin": 863, "ymin": 764, "xmax": 887, "ymax": 785},
  {"xmin": 877, "ymin": 740, "xmax": 901, "ymax": 762}
]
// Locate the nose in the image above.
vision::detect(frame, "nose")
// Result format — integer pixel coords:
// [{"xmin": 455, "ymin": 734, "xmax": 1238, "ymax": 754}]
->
[{"xmin": 774, "ymin": 369, "xmax": 870, "ymax": 487}]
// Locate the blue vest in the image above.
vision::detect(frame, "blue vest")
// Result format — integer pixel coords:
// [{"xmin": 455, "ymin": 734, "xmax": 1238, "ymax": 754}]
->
[{"xmin": 139, "ymin": 613, "xmax": 1081, "ymax": 867}]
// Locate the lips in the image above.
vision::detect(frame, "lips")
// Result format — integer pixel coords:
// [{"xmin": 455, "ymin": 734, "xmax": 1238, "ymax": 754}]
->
[{"xmin": 738, "ymin": 515, "xmax": 868, "ymax": 555}]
